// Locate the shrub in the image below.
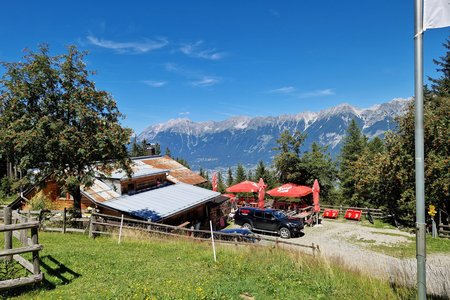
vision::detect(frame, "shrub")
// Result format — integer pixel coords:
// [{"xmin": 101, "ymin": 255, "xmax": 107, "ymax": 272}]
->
[{"xmin": 29, "ymin": 190, "xmax": 53, "ymax": 210}]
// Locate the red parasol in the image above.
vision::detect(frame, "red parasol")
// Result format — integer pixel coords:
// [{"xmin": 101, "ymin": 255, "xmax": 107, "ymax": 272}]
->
[
  {"xmin": 257, "ymin": 178, "xmax": 267, "ymax": 208},
  {"xmin": 222, "ymin": 193, "xmax": 235, "ymax": 199},
  {"xmin": 212, "ymin": 173, "xmax": 218, "ymax": 192},
  {"xmin": 312, "ymin": 179, "xmax": 320, "ymax": 213},
  {"xmin": 266, "ymin": 183, "xmax": 313, "ymax": 198},
  {"xmin": 222, "ymin": 193, "xmax": 236, "ymax": 202},
  {"xmin": 226, "ymin": 180, "xmax": 259, "ymax": 193}
]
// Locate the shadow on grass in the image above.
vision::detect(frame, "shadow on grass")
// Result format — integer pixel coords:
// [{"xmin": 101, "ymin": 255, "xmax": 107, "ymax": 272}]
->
[
  {"xmin": 0, "ymin": 255, "xmax": 81, "ymax": 298},
  {"xmin": 39, "ymin": 255, "xmax": 81, "ymax": 288}
]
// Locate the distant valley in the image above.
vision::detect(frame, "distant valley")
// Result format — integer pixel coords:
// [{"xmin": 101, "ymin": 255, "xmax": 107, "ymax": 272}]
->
[{"xmin": 138, "ymin": 98, "xmax": 410, "ymax": 170}]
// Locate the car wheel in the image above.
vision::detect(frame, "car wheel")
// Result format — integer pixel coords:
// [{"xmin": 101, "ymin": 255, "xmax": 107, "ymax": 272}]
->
[
  {"xmin": 242, "ymin": 222, "xmax": 252, "ymax": 230},
  {"xmin": 279, "ymin": 227, "xmax": 291, "ymax": 239}
]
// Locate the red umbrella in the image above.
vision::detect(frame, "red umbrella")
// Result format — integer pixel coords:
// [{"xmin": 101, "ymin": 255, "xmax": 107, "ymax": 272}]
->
[
  {"xmin": 266, "ymin": 183, "xmax": 313, "ymax": 198},
  {"xmin": 257, "ymin": 178, "xmax": 267, "ymax": 208},
  {"xmin": 226, "ymin": 180, "xmax": 259, "ymax": 193},
  {"xmin": 222, "ymin": 193, "xmax": 236, "ymax": 202},
  {"xmin": 222, "ymin": 193, "xmax": 235, "ymax": 199},
  {"xmin": 212, "ymin": 173, "xmax": 218, "ymax": 192},
  {"xmin": 312, "ymin": 179, "xmax": 320, "ymax": 213}
]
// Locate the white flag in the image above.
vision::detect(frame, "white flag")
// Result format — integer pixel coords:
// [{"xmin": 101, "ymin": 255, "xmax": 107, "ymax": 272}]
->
[{"xmin": 424, "ymin": 0, "xmax": 450, "ymax": 30}]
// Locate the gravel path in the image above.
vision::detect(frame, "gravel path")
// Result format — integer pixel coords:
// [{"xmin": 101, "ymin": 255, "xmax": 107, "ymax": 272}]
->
[{"xmin": 280, "ymin": 220, "xmax": 450, "ymax": 296}]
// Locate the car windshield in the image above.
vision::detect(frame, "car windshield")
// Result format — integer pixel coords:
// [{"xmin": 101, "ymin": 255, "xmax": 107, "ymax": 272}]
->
[{"xmin": 273, "ymin": 210, "xmax": 287, "ymax": 219}]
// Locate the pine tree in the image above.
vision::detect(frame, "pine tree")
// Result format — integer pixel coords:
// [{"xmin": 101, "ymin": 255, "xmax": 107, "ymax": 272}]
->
[
  {"xmin": 217, "ymin": 171, "xmax": 225, "ymax": 193},
  {"xmin": 338, "ymin": 119, "xmax": 367, "ymax": 202},
  {"xmin": 254, "ymin": 160, "xmax": 275, "ymax": 189},
  {"xmin": 226, "ymin": 167, "xmax": 233, "ymax": 187},
  {"xmin": 272, "ymin": 129, "xmax": 306, "ymax": 183},
  {"xmin": 154, "ymin": 143, "xmax": 161, "ymax": 155},
  {"xmin": 298, "ymin": 142, "xmax": 337, "ymax": 202},
  {"xmin": 165, "ymin": 147, "xmax": 171, "ymax": 157},
  {"xmin": 234, "ymin": 164, "xmax": 246, "ymax": 184}
]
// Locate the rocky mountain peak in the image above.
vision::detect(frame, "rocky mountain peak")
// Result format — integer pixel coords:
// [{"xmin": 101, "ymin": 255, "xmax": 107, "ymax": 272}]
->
[{"xmin": 138, "ymin": 98, "xmax": 410, "ymax": 169}]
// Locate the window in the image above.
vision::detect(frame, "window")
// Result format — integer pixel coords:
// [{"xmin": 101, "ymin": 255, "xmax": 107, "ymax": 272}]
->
[
  {"xmin": 254, "ymin": 211, "xmax": 263, "ymax": 218},
  {"xmin": 264, "ymin": 213, "xmax": 274, "ymax": 220}
]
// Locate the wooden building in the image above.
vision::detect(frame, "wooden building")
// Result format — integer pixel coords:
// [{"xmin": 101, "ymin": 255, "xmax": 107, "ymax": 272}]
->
[{"xmin": 9, "ymin": 156, "xmax": 229, "ymax": 228}]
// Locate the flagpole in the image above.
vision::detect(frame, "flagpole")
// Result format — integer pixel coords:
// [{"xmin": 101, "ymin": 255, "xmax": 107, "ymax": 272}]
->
[{"xmin": 414, "ymin": 0, "xmax": 426, "ymax": 298}]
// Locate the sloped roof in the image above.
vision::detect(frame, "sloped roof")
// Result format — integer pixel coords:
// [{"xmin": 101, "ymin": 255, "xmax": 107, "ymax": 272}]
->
[
  {"xmin": 82, "ymin": 179, "xmax": 121, "ymax": 202},
  {"xmin": 139, "ymin": 156, "xmax": 207, "ymax": 185},
  {"xmin": 104, "ymin": 160, "xmax": 168, "ymax": 180},
  {"xmin": 99, "ymin": 182, "xmax": 220, "ymax": 222}
]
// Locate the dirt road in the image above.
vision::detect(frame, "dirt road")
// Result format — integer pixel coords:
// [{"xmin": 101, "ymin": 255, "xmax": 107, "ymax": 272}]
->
[{"xmin": 286, "ymin": 220, "xmax": 450, "ymax": 297}]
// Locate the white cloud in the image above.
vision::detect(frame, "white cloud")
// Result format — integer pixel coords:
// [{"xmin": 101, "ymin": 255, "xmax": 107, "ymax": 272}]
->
[
  {"xmin": 298, "ymin": 89, "xmax": 335, "ymax": 98},
  {"xmin": 87, "ymin": 35, "xmax": 168, "ymax": 54},
  {"xmin": 179, "ymin": 41, "xmax": 225, "ymax": 60},
  {"xmin": 142, "ymin": 80, "xmax": 167, "ymax": 87},
  {"xmin": 268, "ymin": 86, "xmax": 296, "ymax": 94},
  {"xmin": 190, "ymin": 76, "xmax": 220, "ymax": 87},
  {"xmin": 179, "ymin": 111, "xmax": 190, "ymax": 116},
  {"xmin": 164, "ymin": 63, "xmax": 220, "ymax": 88}
]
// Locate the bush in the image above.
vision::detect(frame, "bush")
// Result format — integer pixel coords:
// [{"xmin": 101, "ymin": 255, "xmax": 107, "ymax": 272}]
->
[{"xmin": 29, "ymin": 190, "xmax": 54, "ymax": 210}]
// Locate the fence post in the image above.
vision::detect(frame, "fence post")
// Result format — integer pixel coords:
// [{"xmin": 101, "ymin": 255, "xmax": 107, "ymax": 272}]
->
[
  {"xmin": 89, "ymin": 214, "xmax": 94, "ymax": 238},
  {"xmin": 312, "ymin": 242, "xmax": 315, "ymax": 256},
  {"xmin": 339, "ymin": 205, "xmax": 343, "ymax": 216},
  {"xmin": 4, "ymin": 207, "xmax": 12, "ymax": 262},
  {"xmin": 118, "ymin": 214, "xmax": 124, "ymax": 244},
  {"xmin": 62, "ymin": 207, "xmax": 67, "ymax": 234},
  {"xmin": 31, "ymin": 226, "xmax": 40, "ymax": 275}
]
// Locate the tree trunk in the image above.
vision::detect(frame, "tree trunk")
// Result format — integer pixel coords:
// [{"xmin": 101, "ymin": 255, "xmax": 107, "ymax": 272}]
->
[{"xmin": 71, "ymin": 185, "xmax": 82, "ymax": 217}]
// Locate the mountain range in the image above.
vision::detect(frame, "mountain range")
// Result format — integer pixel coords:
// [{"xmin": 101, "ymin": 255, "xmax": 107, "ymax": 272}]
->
[{"xmin": 138, "ymin": 98, "xmax": 410, "ymax": 170}]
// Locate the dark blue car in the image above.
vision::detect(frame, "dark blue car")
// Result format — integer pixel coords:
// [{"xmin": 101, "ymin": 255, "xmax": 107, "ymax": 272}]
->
[{"xmin": 218, "ymin": 228, "xmax": 261, "ymax": 243}]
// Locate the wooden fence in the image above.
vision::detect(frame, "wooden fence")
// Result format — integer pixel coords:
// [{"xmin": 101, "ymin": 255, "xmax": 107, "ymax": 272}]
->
[
  {"xmin": 0, "ymin": 207, "xmax": 43, "ymax": 290},
  {"xmin": 439, "ymin": 224, "xmax": 450, "ymax": 239},
  {"xmin": 13, "ymin": 209, "xmax": 90, "ymax": 234},
  {"xmin": 89, "ymin": 212, "xmax": 320, "ymax": 255},
  {"xmin": 319, "ymin": 205, "xmax": 384, "ymax": 219}
]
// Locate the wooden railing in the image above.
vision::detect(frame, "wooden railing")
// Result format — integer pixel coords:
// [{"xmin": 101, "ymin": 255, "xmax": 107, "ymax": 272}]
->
[
  {"xmin": 89, "ymin": 212, "xmax": 320, "ymax": 255},
  {"xmin": 14, "ymin": 209, "xmax": 90, "ymax": 234},
  {"xmin": 438, "ymin": 224, "xmax": 450, "ymax": 239},
  {"xmin": 319, "ymin": 205, "xmax": 384, "ymax": 219},
  {"xmin": 0, "ymin": 207, "xmax": 43, "ymax": 290}
]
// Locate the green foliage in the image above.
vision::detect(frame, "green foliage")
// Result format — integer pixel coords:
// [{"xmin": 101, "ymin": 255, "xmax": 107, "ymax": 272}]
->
[
  {"xmin": 429, "ymin": 38, "xmax": 450, "ymax": 96},
  {"xmin": 272, "ymin": 131, "xmax": 337, "ymax": 202},
  {"xmin": 165, "ymin": 147, "xmax": 171, "ymax": 157},
  {"xmin": 298, "ymin": 142, "xmax": 338, "ymax": 202},
  {"xmin": 0, "ymin": 45, "xmax": 132, "ymax": 212},
  {"xmin": 0, "ymin": 176, "xmax": 19, "ymax": 205},
  {"xmin": 0, "ymin": 260, "xmax": 24, "ymax": 281},
  {"xmin": 253, "ymin": 160, "xmax": 276, "ymax": 189},
  {"xmin": 338, "ymin": 119, "xmax": 367, "ymax": 203},
  {"xmin": 154, "ymin": 142, "xmax": 161, "ymax": 155},
  {"xmin": 234, "ymin": 163, "xmax": 246, "ymax": 184},
  {"xmin": 216, "ymin": 171, "xmax": 225, "ymax": 193},
  {"xmin": 5, "ymin": 232, "xmax": 415, "ymax": 299},
  {"xmin": 272, "ymin": 129, "xmax": 306, "ymax": 183},
  {"xmin": 29, "ymin": 190, "xmax": 54, "ymax": 210},
  {"xmin": 344, "ymin": 37, "xmax": 450, "ymax": 226},
  {"xmin": 226, "ymin": 167, "xmax": 233, "ymax": 187}
]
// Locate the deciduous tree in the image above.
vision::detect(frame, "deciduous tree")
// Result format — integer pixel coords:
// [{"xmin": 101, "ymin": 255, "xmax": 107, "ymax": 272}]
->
[{"xmin": 0, "ymin": 45, "xmax": 131, "ymax": 212}]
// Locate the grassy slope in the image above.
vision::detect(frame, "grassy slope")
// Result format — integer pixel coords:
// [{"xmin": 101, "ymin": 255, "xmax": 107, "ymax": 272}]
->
[
  {"xmin": 359, "ymin": 219, "xmax": 450, "ymax": 257},
  {"xmin": 2, "ymin": 232, "xmax": 414, "ymax": 300}
]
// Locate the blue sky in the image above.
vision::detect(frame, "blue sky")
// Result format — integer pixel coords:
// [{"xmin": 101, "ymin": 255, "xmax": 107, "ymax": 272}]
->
[{"xmin": 0, "ymin": 1, "xmax": 448, "ymax": 134}]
